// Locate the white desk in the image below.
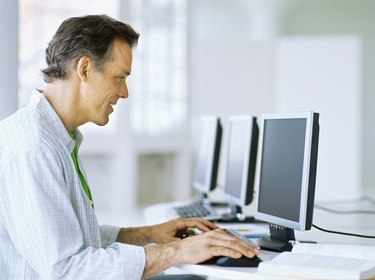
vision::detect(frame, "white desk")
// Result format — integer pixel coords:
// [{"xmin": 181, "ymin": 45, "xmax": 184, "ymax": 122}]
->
[{"xmin": 144, "ymin": 200, "xmax": 375, "ymax": 279}]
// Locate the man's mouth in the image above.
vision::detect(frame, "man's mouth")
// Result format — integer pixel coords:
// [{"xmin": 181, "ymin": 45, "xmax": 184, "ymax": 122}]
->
[{"xmin": 108, "ymin": 102, "xmax": 116, "ymax": 109}]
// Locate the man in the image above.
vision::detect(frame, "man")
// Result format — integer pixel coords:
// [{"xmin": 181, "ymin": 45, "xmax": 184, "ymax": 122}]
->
[{"xmin": 0, "ymin": 15, "xmax": 259, "ymax": 279}]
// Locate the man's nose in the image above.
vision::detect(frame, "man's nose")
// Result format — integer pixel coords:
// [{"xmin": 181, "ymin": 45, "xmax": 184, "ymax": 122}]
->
[{"xmin": 119, "ymin": 82, "xmax": 129, "ymax": 98}]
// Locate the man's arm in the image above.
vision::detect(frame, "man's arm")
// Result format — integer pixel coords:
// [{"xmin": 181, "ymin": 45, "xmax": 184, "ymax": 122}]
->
[
  {"xmin": 115, "ymin": 218, "xmax": 260, "ymax": 279},
  {"xmin": 116, "ymin": 226, "xmax": 152, "ymax": 245},
  {"xmin": 116, "ymin": 217, "xmax": 219, "ymax": 245}
]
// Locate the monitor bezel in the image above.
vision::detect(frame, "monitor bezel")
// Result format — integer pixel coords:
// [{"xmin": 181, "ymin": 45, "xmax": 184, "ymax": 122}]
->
[
  {"xmin": 193, "ymin": 116, "xmax": 221, "ymax": 194},
  {"xmin": 223, "ymin": 115, "xmax": 256, "ymax": 207},
  {"xmin": 254, "ymin": 111, "xmax": 316, "ymax": 231}
]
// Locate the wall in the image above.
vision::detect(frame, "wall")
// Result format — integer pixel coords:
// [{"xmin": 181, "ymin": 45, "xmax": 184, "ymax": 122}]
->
[
  {"xmin": 189, "ymin": 0, "xmax": 275, "ymax": 205},
  {"xmin": 283, "ymin": 0, "xmax": 375, "ymax": 193},
  {"xmin": 189, "ymin": 0, "xmax": 365, "ymax": 209},
  {"xmin": 192, "ymin": 41, "xmax": 274, "ymax": 197},
  {"xmin": 274, "ymin": 36, "xmax": 362, "ymax": 201},
  {"xmin": 0, "ymin": 0, "xmax": 18, "ymax": 120}
]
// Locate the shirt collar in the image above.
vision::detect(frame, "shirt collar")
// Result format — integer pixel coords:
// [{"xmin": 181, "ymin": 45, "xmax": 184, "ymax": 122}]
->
[
  {"xmin": 29, "ymin": 89, "xmax": 84, "ymax": 154},
  {"xmin": 68, "ymin": 129, "xmax": 83, "ymax": 151}
]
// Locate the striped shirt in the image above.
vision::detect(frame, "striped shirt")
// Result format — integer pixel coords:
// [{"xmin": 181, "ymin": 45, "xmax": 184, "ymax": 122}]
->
[{"xmin": 0, "ymin": 90, "xmax": 145, "ymax": 279}]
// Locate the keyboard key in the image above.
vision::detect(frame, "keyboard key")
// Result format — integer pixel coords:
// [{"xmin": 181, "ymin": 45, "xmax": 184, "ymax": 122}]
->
[{"xmin": 174, "ymin": 202, "xmax": 212, "ymax": 218}]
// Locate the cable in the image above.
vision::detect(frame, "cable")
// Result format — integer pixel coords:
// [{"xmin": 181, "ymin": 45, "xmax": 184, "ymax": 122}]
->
[
  {"xmin": 314, "ymin": 205, "xmax": 375, "ymax": 215},
  {"xmin": 315, "ymin": 195, "xmax": 375, "ymax": 206},
  {"xmin": 312, "ymin": 224, "xmax": 375, "ymax": 239},
  {"xmin": 313, "ymin": 196, "xmax": 375, "ymax": 238}
]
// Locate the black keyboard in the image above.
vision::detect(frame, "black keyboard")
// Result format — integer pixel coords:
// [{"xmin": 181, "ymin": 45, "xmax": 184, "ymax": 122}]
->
[{"xmin": 174, "ymin": 202, "xmax": 212, "ymax": 218}]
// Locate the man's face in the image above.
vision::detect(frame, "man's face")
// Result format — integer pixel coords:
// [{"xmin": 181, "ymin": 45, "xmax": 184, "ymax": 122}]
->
[{"xmin": 82, "ymin": 39, "xmax": 132, "ymax": 126}]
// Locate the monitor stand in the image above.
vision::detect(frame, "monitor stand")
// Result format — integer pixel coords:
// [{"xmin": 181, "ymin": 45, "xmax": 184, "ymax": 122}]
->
[
  {"xmin": 215, "ymin": 204, "xmax": 265, "ymax": 223},
  {"xmin": 195, "ymin": 192, "xmax": 229, "ymax": 208},
  {"xmin": 196, "ymin": 192, "xmax": 209, "ymax": 205},
  {"xmin": 257, "ymin": 224, "xmax": 295, "ymax": 252}
]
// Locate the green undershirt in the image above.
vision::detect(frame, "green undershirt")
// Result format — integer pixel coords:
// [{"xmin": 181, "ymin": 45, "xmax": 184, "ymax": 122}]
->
[{"xmin": 68, "ymin": 132, "xmax": 94, "ymax": 208}]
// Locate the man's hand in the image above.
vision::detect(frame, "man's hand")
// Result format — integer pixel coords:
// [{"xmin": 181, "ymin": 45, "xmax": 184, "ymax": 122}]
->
[
  {"xmin": 142, "ymin": 227, "xmax": 260, "ymax": 279},
  {"xmin": 145, "ymin": 217, "xmax": 219, "ymax": 244},
  {"xmin": 171, "ymin": 227, "xmax": 260, "ymax": 263}
]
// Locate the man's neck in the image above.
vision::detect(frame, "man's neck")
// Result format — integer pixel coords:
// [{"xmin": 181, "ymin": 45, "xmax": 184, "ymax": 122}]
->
[{"xmin": 42, "ymin": 81, "xmax": 83, "ymax": 132}]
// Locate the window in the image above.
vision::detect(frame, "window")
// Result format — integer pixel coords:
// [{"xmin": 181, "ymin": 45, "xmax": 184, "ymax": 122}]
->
[{"xmin": 129, "ymin": 0, "xmax": 188, "ymax": 136}]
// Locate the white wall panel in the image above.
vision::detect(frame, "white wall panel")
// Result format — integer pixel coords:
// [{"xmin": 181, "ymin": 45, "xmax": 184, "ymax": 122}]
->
[{"xmin": 274, "ymin": 36, "xmax": 362, "ymax": 201}]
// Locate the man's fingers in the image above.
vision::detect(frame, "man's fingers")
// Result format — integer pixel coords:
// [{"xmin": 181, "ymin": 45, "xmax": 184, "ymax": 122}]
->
[
  {"xmin": 202, "ymin": 229, "xmax": 259, "ymax": 258},
  {"xmin": 208, "ymin": 246, "xmax": 242, "ymax": 259},
  {"xmin": 177, "ymin": 218, "xmax": 219, "ymax": 232}
]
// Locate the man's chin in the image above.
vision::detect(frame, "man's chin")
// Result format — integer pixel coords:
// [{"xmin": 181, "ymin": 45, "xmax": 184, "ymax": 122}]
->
[{"xmin": 93, "ymin": 118, "xmax": 109, "ymax": 126}]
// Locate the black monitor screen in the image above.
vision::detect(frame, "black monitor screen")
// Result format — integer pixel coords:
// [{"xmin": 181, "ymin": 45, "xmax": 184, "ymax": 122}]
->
[
  {"xmin": 225, "ymin": 120, "xmax": 248, "ymax": 199},
  {"xmin": 193, "ymin": 117, "xmax": 221, "ymax": 193},
  {"xmin": 258, "ymin": 118, "xmax": 306, "ymax": 222},
  {"xmin": 195, "ymin": 123, "xmax": 211, "ymax": 185},
  {"xmin": 222, "ymin": 115, "xmax": 258, "ymax": 212}
]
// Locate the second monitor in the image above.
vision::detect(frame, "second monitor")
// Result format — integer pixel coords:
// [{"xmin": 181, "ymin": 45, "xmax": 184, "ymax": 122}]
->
[{"xmin": 219, "ymin": 115, "xmax": 259, "ymax": 222}]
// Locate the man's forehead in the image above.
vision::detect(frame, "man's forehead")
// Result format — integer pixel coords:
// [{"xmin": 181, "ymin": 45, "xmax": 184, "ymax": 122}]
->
[
  {"xmin": 106, "ymin": 39, "xmax": 132, "ymax": 73},
  {"xmin": 111, "ymin": 39, "xmax": 132, "ymax": 57}
]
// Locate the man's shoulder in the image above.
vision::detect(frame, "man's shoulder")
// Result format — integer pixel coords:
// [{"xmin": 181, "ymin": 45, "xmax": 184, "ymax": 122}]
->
[
  {"xmin": 1, "ymin": 105, "xmax": 39, "ymax": 135},
  {"xmin": 0, "ymin": 106, "xmax": 59, "ymax": 158}
]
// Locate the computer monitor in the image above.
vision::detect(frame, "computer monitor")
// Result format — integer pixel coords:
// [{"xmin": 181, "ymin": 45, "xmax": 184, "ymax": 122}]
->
[
  {"xmin": 193, "ymin": 116, "xmax": 222, "ymax": 201},
  {"xmin": 220, "ymin": 115, "xmax": 259, "ymax": 222},
  {"xmin": 255, "ymin": 111, "xmax": 320, "ymax": 252}
]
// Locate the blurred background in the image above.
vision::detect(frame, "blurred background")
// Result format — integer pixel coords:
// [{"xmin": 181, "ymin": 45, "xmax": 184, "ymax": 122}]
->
[{"xmin": 1, "ymin": 0, "xmax": 374, "ymax": 227}]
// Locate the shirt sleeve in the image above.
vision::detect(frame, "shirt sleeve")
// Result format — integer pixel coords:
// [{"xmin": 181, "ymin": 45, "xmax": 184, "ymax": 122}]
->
[
  {"xmin": 0, "ymin": 150, "xmax": 146, "ymax": 279},
  {"xmin": 100, "ymin": 225, "xmax": 121, "ymax": 247}
]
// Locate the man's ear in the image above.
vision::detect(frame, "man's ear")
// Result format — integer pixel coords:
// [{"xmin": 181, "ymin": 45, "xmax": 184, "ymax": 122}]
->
[{"xmin": 76, "ymin": 56, "xmax": 91, "ymax": 81}]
